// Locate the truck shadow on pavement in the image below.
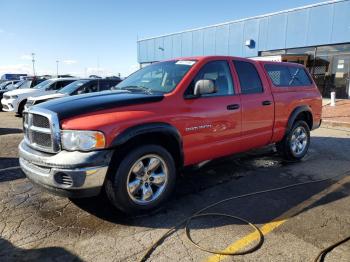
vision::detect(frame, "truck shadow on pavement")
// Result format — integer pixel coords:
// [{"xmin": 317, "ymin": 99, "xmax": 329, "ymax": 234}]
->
[
  {"xmin": 0, "ymin": 238, "xmax": 83, "ymax": 262},
  {"xmin": 0, "ymin": 157, "xmax": 24, "ymax": 182},
  {"xmin": 0, "ymin": 128, "xmax": 23, "ymax": 135},
  {"xmin": 70, "ymin": 136, "xmax": 350, "ymax": 231}
]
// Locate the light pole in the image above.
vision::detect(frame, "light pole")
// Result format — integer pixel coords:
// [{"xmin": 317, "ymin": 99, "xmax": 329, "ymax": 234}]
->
[
  {"xmin": 56, "ymin": 60, "xmax": 59, "ymax": 77},
  {"xmin": 31, "ymin": 53, "xmax": 36, "ymax": 76}
]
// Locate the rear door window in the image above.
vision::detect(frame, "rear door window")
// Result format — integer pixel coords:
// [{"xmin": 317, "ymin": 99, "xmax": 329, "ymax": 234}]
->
[
  {"xmin": 264, "ymin": 64, "xmax": 312, "ymax": 87},
  {"xmin": 233, "ymin": 60, "xmax": 263, "ymax": 94}
]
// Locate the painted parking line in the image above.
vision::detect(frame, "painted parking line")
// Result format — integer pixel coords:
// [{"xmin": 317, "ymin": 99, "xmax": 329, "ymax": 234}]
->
[{"xmin": 204, "ymin": 175, "xmax": 350, "ymax": 262}]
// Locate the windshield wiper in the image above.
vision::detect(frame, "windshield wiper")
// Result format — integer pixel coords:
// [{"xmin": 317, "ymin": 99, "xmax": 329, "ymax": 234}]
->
[{"xmin": 115, "ymin": 85, "xmax": 153, "ymax": 94}]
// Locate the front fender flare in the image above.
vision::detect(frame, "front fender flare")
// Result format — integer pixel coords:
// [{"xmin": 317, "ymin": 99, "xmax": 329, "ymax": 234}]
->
[{"xmin": 110, "ymin": 122, "xmax": 184, "ymax": 166}]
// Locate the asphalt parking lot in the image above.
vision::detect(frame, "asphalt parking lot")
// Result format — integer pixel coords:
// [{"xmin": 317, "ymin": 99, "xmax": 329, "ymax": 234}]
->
[{"xmin": 0, "ymin": 111, "xmax": 350, "ymax": 262}]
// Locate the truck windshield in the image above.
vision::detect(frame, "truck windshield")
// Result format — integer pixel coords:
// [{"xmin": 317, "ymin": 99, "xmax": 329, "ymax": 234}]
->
[
  {"xmin": 58, "ymin": 79, "xmax": 90, "ymax": 94},
  {"xmin": 115, "ymin": 60, "xmax": 196, "ymax": 94}
]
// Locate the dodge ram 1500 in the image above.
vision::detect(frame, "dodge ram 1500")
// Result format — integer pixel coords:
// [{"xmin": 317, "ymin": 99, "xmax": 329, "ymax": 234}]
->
[{"xmin": 19, "ymin": 56, "xmax": 322, "ymax": 213}]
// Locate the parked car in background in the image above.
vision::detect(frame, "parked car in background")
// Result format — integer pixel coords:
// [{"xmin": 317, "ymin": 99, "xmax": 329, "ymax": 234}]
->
[
  {"xmin": 25, "ymin": 78, "xmax": 122, "ymax": 109},
  {"xmin": 0, "ymin": 81, "xmax": 21, "ymax": 110},
  {"xmin": 1, "ymin": 78, "xmax": 77, "ymax": 115},
  {"xmin": 0, "ymin": 80, "xmax": 20, "ymax": 90},
  {"xmin": 16, "ymin": 77, "xmax": 48, "ymax": 89},
  {"xmin": 19, "ymin": 56, "xmax": 322, "ymax": 214}
]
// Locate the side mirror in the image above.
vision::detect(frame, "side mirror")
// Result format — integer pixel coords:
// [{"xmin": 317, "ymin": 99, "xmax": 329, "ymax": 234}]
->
[
  {"xmin": 194, "ymin": 79, "xmax": 216, "ymax": 96},
  {"xmin": 77, "ymin": 90, "xmax": 84, "ymax": 95}
]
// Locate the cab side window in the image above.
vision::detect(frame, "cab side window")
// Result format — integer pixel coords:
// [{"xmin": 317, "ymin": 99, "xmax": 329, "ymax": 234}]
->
[
  {"xmin": 84, "ymin": 81, "xmax": 98, "ymax": 93},
  {"xmin": 185, "ymin": 61, "xmax": 234, "ymax": 97},
  {"xmin": 264, "ymin": 64, "xmax": 312, "ymax": 87},
  {"xmin": 75, "ymin": 81, "xmax": 98, "ymax": 94},
  {"xmin": 233, "ymin": 60, "xmax": 263, "ymax": 94},
  {"xmin": 53, "ymin": 81, "xmax": 70, "ymax": 90},
  {"xmin": 47, "ymin": 82, "xmax": 57, "ymax": 91},
  {"xmin": 99, "ymin": 81, "xmax": 115, "ymax": 91},
  {"xmin": 47, "ymin": 81, "xmax": 71, "ymax": 91}
]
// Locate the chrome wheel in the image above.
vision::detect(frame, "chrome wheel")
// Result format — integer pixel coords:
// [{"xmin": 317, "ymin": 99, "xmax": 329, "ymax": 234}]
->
[
  {"xmin": 126, "ymin": 154, "xmax": 168, "ymax": 205},
  {"xmin": 290, "ymin": 126, "xmax": 308, "ymax": 156}
]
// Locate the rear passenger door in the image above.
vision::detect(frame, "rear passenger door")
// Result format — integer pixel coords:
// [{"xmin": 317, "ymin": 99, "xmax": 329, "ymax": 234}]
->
[{"xmin": 233, "ymin": 59, "xmax": 274, "ymax": 150}]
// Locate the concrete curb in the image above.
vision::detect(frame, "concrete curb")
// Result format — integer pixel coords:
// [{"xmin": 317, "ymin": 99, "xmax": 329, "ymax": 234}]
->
[{"xmin": 321, "ymin": 120, "xmax": 350, "ymax": 129}]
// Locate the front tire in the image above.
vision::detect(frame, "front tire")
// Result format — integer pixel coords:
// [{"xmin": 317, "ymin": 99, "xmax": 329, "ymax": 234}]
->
[
  {"xmin": 277, "ymin": 120, "xmax": 310, "ymax": 161},
  {"xmin": 105, "ymin": 145, "xmax": 176, "ymax": 214},
  {"xmin": 17, "ymin": 100, "xmax": 26, "ymax": 117}
]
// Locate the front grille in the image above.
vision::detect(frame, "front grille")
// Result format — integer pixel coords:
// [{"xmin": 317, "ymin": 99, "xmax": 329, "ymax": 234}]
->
[
  {"xmin": 32, "ymin": 131, "xmax": 52, "ymax": 148},
  {"xmin": 32, "ymin": 114, "xmax": 50, "ymax": 128},
  {"xmin": 23, "ymin": 110, "xmax": 60, "ymax": 153}
]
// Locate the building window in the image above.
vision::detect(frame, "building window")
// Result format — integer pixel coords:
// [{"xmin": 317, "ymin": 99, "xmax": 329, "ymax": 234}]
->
[
  {"xmin": 260, "ymin": 49, "xmax": 286, "ymax": 56},
  {"xmin": 314, "ymin": 44, "xmax": 350, "ymax": 98}
]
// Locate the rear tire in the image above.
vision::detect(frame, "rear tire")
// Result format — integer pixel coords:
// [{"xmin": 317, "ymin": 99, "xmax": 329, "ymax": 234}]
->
[
  {"xmin": 277, "ymin": 120, "xmax": 310, "ymax": 161},
  {"xmin": 105, "ymin": 144, "xmax": 176, "ymax": 214}
]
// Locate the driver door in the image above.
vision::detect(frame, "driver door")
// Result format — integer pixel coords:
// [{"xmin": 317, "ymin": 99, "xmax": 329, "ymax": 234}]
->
[{"xmin": 180, "ymin": 60, "xmax": 242, "ymax": 165}]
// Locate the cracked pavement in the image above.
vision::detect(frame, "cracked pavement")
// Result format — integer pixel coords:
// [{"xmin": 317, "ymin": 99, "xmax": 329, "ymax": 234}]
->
[{"xmin": 0, "ymin": 111, "xmax": 350, "ymax": 261}]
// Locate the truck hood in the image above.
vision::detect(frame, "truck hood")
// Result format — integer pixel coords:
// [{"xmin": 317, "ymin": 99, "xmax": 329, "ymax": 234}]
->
[
  {"xmin": 4, "ymin": 88, "xmax": 37, "ymax": 96},
  {"xmin": 36, "ymin": 90, "xmax": 164, "ymax": 120},
  {"xmin": 29, "ymin": 92, "xmax": 66, "ymax": 102}
]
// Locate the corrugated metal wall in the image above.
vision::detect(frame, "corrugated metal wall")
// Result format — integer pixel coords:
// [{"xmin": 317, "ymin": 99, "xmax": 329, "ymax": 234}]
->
[{"xmin": 137, "ymin": 0, "xmax": 350, "ymax": 63}]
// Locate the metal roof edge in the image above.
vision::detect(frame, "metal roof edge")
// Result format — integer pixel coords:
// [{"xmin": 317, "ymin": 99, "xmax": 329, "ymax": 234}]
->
[{"xmin": 137, "ymin": 0, "xmax": 348, "ymax": 42}]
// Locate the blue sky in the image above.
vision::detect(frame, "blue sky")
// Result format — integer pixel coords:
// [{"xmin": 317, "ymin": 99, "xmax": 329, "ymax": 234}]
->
[{"xmin": 0, "ymin": 0, "xmax": 322, "ymax": 77}]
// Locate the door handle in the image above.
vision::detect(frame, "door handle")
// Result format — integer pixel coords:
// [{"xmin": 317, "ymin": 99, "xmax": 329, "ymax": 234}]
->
[
  {"xmin": 227, "ymin": 104, "xmax": 240, "ymax": 110},
  {"xmin": 262, "ymin": 100, "xmax": 272, "ymax": 106}
]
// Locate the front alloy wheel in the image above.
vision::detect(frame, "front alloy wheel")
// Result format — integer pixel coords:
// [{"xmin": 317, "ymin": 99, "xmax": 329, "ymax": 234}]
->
[
  {"xmin": 127, "ymin": 154, "xmax": 168, "ymax": 205},
  {"xmin": 105, "ymin": 145, "xmax": 176, "ymax": 214}
]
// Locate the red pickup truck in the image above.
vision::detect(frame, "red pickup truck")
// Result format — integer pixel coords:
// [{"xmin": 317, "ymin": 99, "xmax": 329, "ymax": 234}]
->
[{"xmin": 19, "ymin": 56, "xmax": 322, "ymax": 213}]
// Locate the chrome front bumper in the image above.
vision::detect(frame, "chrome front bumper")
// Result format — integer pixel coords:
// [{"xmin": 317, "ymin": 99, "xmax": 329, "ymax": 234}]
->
[{"xmin": 19, "ymin": 140, "xmax": 113, "ymax": 198}]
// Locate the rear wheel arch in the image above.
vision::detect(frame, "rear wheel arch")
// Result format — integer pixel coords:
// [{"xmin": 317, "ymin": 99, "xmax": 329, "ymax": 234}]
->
[{"xmin": 287, "ymin": 106, "xmax": 313, "ymax": 132}]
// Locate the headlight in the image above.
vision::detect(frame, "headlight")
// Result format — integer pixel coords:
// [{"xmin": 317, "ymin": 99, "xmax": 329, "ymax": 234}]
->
[
  {"xmin": 61, "ymin": 130, "xmax": 106, "ymax": 151},
  {"xmin": 11, "ymin": 95, "xmax": 18, "ymax": 99}
]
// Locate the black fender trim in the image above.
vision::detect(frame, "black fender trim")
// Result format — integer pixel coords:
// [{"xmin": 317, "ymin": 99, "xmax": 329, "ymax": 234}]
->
[
  {"xmin": 111, "ymin": 122, "xmax": 184, "ymax": 167},
  {"xmin": 287, "ymin": 105, "xmax": 313, "ymax": 132}
]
